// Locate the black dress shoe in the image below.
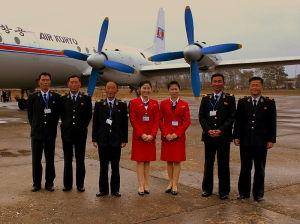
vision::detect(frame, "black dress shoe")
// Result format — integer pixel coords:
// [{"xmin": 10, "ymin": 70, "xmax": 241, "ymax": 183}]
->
[
  {"xmin": 254, "ymin": 196, "xmax": 264, "ymax": 202},
  {"xmin": 96, "ymin": 192, "xmax": 108, "ymax": 197},
  {"xmin": 219, "ymin": 194, "xmax": 229, "ymax": 200},
  {"xmin": 112, "ymin": 192, "xmax": 122, "ymax": 197},
  {"xmin": 45, "ymin": 186, "xmax": 55, "ymax": 192},
  {"xmin": 165, "ymin": 188, "xmax": 172, "ymax": 194},
  {"xmin": 138, "ymin": 191, "xmax": 145, "ymax": 196},
  {"xmin": 144, "ymin": 190, "xmax": 150, "ymax": 194},
  {"xmin": 77, "ymin": 187, "xmax": 85, "ymax": 192},
  {"xmin": 31, "ymin": 186, "xmax": 41, "ymax": 192},
  {"xmin": 237, "ymin": 195, "xmax": 249, "ymax": 200},
  {"xmin": 63, "ymin": 187, "xmax": 72, "ymax": 192},
  {"xmin": 201, "ymin": 191, "xmax": 212, "ymax": 197},
  {"xmin": 171, "ymin": 190, "xmax": 178, "ymax": 195}
]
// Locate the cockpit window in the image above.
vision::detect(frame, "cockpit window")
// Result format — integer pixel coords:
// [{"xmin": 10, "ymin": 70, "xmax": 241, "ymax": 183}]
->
[
  {"xmin": 114, "ymin": 49, "xmax": 120, "ymax": 51},
  {"xmin": 85, "ymin": 48, "xmax": 90, "ymax": 54},
  {"xmin": 14, "ymin": 37, "xmax": 20, "ymax": 44}
]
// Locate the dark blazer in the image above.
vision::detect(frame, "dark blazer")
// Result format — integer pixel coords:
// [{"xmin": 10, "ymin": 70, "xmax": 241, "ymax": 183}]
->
[
  {"xmin": 199, "ymin": 92, "xmax": 236, "ymax": 142},
  {"xmin": 233, "ymin": 96, "xmax": 277, "ymax": 146},
  {"xmin": 27, "ymin": 91, "xmax": 61, "ymax": 140},
  {"xmin": 92, "ymin": 99, "xmax": 128, "ymax": 147},
  {"xmin": 60, "ymin": 92, "xmax": 92, "ymax": 141}
]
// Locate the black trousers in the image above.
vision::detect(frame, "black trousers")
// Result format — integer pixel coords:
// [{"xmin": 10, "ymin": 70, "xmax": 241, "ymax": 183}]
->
[
  {"xmin": 62, "ymin": 136, "xmax": 87, "ymax": 189},
  {"xmin": 238, "ymin": 145, "xmax": 267, "ymax": 198},
  {"xmin": 98, "ymin": 145, "xmax": 121, "ymax": 194},
  {"xmin": 31, "ymin": 138, "xmax": 56, "ymax": 188},
  {"xmin": 202, "ymin": 141, "xmax": 230, "ymax": 195}
]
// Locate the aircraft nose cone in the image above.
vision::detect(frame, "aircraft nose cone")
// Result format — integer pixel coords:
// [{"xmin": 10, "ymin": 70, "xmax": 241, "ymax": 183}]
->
[
  {"xmin": 87, "ymin": 54, "xmax": 106, "ymax": 69},
  {"xmin": 183, "ymin": 44, "xmax": 201, "ymax": 62}
]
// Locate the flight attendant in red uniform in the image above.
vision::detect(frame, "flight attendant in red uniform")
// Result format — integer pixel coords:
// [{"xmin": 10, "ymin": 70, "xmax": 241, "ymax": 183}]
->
[
  {"xmin": 160, "ymin": 81, "xmax": 191, "ymax": 195},
  {"xmin": 129, "ymin": 80, "xmax": 160, "ymax": 195}
]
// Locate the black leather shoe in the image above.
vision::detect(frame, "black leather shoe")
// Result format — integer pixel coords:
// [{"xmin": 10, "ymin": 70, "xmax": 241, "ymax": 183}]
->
[
  {"xmin": 171, "ymin": 190, "xmax": 178, "ymax": 195},
  {"xmin": 201, "ymin": 191, "xmax": 212, "ymax": 197},
  {"xmin": 144, "ymin": 190, "xmax": 150, "ymax": 194},
  {"xmin": 219, "ymin": 194, "xmax": 229, "ymax": 200},
  {"xmin": 96, "ymin": 192, "xmax": 108, "ymax": 197},
  {"xmin": 63, "ymin": 187, "xmax": 72, "ymax": 192},
  {"xmin": 45, "ymin": 186, "xmax": 55, "ymax": 192},
  {"xmin": 77, "ymin": 187, "xmax": 85, "ymax": 192},
  {"xmin": 31, "ymin": 186, "xmax": 41, "ymax": 192},
  {"xmin": 138, "ymin": 191, "xmax": 145, "ymax": 196},
  {"xmin": 237, "ymin": 195, "xmax": 249, "ymax": 200},
  {"xmin": 112, "ymin": 192, "xmax": 122, "ymax": 197},
  {"xmin": 254, "ymin": 196, "xmax": 264, "ymax": 202},
  {"xmin": 165, "ymin": 188, "xmax": 172, "ymax": 193}
]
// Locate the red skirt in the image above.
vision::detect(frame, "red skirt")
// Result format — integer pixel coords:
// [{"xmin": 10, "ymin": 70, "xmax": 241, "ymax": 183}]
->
[{"xmin": 131, "ymin": 139, "xmax": 156, "ymax": 161}]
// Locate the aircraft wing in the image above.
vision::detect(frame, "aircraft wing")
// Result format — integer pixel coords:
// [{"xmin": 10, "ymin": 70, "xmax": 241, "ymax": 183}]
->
[{"xmin": 140, "ymin": 56, "xmax": 300, "ymax": 75}]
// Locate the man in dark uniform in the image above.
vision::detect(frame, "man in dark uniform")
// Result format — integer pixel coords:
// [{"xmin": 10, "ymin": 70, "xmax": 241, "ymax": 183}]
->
[
  {"xmin": 234, "ymin": 76, "xmax": 276, "ymax": 202},
  {"xmin": 92, "ymin": 81, "xmax": 128, "ymax": 197},
  {"xmin": 199, "ymin": 73, "xmax": 236, "ymax": 200},
  {"xmin": 60, "ymin": 75, "xmax": 92, "ymax": 192},
  {"xmin": 27, "ymin": 73, "xmax": 61, "ymax": 192}
]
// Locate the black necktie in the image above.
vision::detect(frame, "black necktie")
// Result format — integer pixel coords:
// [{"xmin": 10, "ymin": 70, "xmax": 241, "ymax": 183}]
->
[
  {"xmin": 43, "ymin": 93, "xmax": 48, "ymax": 106},
  {"xmin": 72, "ymin": 95, "xmax": 76, "ymax": 103},
  {"xmin": 109, "ymin": 102, "xmax": 113, "ymax": 118},
  {"xmin": 144, "ymin": 101, "xmax": 149, "ymax": 107},
  {"xmin": 253, "ymin": 99, "xmax": 257, "ymax": 109}
]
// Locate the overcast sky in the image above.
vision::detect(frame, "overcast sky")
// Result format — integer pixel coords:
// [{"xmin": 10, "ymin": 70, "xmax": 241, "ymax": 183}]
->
[{"xmin": 1, "ymin": 0, "xmax": 300, "ymax": 76}]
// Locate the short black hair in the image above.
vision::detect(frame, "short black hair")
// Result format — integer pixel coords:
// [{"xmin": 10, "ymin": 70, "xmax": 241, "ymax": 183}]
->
[
  {"xmin": 139, "ymin": 80, "xmax": 152, "ymax": 88},
  {"xmin": 167, "ymin": 81, "xmax": 181, "ymax": 90},
  {"xmin": 211, "ymin": 73, "xmax": 224, "ymax": 82},
  {"xmin": 67, "ymin": 75, "xmax": 81, "ymax": 83},
  {"xmin": 249, "ymin": 76, "xmax": 264, "ymax": 85},
  {"xmin": 38, "ymin": 72, "xmax": 51, "ymax": 80},
  {"xmin": 105, "ymin": 81, "xmax": 119, "ymax": 88}
]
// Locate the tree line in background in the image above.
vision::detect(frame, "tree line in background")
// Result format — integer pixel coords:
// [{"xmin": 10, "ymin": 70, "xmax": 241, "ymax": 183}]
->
[{"xmin": 152, "ymin": 65, "xmax": 300, "ymax": 90}]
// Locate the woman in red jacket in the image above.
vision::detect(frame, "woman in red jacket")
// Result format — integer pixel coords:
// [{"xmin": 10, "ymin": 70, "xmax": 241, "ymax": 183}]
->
[
  {"xmin": 159, "ymin": 81, "xmax": 191, "ymax": 195},
  {"xmin": 129, "ymin": 80, "xmax": 160, "ymax": 195}
]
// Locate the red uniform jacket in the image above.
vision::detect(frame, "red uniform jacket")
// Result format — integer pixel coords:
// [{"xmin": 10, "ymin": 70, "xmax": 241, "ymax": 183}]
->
[
  {"xmin": 129, "ymin": 97, "xmax": 159, "ymax": 161},
  {"xmin": 159, "ymin": 98, "xmax": 191, "ymax": 162}
]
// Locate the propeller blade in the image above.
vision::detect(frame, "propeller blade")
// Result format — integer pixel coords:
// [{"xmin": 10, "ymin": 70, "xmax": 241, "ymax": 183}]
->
[
  {"xmin": 149, "ymin": 51, "xmax": 184, "ymax": 62},
  {"xmin": 190, "ymin": 60, "xmax": 200, "ymax": 97},
  {"xmin": 103, "ymin": 60, "xmax": 135, "ymax": 73},
  {"xmin": 98, "ymin": 17, "xmax": 109, "ymax": 52},
  {"xmin": 63, "ymin": 50, "xmax": 88, "ymax": 61},
  {"xmin": 185, "ymin": 6, "xmax": 194, "ymax": 45},
  {"xmin": 201, "ymin": 43, "xmax": 242, "ymax": 55},
  {"xmin": 87, "ymin": 68, "xmax": 100, "ymax": 96}
]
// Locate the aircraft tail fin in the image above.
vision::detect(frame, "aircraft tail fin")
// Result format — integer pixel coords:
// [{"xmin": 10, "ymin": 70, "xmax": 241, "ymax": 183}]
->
[{"xmin": 145, "ymin": 8, "xmax": 165, "ymax": 55}]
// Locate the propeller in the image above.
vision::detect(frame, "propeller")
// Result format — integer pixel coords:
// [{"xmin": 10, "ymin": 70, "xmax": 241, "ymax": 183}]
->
[
  {"xmin": 63, "ymin": 17, "xmax": 135, "ymax": 96},
  {"xmin": 149, "ymin": 6, "xmax": 242, "ymax": 97}
]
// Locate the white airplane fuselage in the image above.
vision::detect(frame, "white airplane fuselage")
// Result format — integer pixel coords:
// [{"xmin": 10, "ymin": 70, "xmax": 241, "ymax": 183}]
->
[{"xmin": 0, "ymin": 24, "xmax": 220, "ymax": 89}]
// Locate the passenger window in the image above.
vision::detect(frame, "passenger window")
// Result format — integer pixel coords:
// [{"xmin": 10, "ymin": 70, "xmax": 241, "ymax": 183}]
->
[
  {"xmin": 86, "ymin": 48, "xmax": 90, "ymax": 53},
  {"xmin": 77, "ymin": 46, "xmax": 81, "ymax": 52},
  {"xmin": 14, "ymin": 37, "xmax": 21, "ymax": 44}
]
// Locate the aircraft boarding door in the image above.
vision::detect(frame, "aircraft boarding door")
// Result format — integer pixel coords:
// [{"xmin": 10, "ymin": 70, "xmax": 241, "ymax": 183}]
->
[{"xmin": 22, "ymin": 30, "xmax": 40, "ymax": 48}]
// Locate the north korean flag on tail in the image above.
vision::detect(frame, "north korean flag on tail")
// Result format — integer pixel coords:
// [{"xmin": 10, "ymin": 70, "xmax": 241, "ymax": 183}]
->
[{"xmin": 156, "ymin": 27, "xmax": 164, "ymax": 40}]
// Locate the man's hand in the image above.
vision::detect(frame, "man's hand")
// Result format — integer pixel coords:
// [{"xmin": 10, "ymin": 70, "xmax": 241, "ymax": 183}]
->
[
  {"xmin": 234, "ymin": 139, "xmax": 240, "ymax": 146},
  {"xmin": 267, "ymin": 142, "xmax": 274, "ymax": 149},
  {"xmin": 92, "ymin": 142, "xmax": 98, "ymax": 149}
]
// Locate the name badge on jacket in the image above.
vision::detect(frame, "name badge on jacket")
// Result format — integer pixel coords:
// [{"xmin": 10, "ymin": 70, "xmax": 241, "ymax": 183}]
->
[
  {"xmin": 209, "ymin": 110, "xmax": 217, "ymax": 116},
  {"xmin": 44, "ymin": 108, "xmax": 52, "ymax": 114},
  {"xmin": 106, "ymin": 118, "xmax": 112, "ymax": 126},
  {"xmin": 172, "ymin": 121, "xmax": 179, "ymax": 126}
]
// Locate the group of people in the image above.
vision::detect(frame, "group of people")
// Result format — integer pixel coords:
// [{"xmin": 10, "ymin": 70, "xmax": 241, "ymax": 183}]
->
[{"xmin": 27, "ymin": 72, "xmax": 276, "ymax": 203}]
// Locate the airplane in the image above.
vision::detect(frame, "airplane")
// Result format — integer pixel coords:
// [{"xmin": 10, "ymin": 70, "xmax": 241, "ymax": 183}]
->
[{"xmin": 1, "ymin": 6, "xmax": 300, "ymax": 110}]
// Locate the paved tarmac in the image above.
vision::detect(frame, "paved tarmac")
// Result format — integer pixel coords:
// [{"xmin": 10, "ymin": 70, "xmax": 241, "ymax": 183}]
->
[{"xmin": 0, "ymin": 95, "xmax": 299, "ymax": 223}]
